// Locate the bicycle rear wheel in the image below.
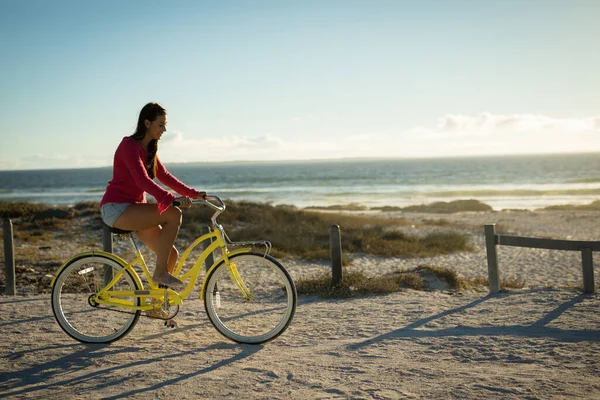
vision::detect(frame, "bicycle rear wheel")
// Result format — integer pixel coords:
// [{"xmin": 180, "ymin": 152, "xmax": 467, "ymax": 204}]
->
[
  {"xmin": 204, "ymin": 252, "xmax": 297, "ymax": 344},
  {"xmin": 51, "ymin": 255, "xmax": 141, "ymax": 343}
]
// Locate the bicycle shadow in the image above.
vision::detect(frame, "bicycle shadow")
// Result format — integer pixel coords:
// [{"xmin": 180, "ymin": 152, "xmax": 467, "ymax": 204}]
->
[
  {"xmin": 138, "ymin": 322, "xmax": 207, "ymax": 341},
  {"xmin": 1, "ymin": 313, "xmax": 55, "ymax": 327},
  {"xmin": 0, "ymin": 341, "xmax": 261, "ymax": 398},
  {"xmin": 0, "ymin": 343, "xmax": 136, "ymax": 394},
  {"xmin": 347, "ymin": 291, "xmax": 598, "ymax": 351},
  {"xmin": 0, "ymin": 296, "xmax": 55, "ymax": 327},
  {"xmin": 0, "ymin": 297, "xmax": 48, "ymax": 305},
  {"xmin": 103, "ymin": 343, "xmax": 262, "ymax": 399}
]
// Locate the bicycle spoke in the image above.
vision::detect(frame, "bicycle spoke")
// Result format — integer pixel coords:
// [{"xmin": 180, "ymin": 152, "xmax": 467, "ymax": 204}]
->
[
  {"xmin": 204, "ymin": 253, "xmax": 296, "ymax": 344},
  {"xmin": 52, "ymin": 256, "xmax": 141, "ymax": 343}
]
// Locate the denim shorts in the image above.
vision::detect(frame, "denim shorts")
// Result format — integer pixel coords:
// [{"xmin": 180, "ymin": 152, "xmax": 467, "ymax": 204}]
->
[{"xmin": 101, "ymin": 203, "xmax": 132, "ymax": 227}]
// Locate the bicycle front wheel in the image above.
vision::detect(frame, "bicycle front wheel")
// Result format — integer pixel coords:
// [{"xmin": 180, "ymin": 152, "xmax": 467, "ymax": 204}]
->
[
  {"xmin": 51, "ymin": 255, "xmax": 142, "ymax": 343},
  {"xmin": 204, "ymin": 252, "xmax": 297, "ymax": 344}
]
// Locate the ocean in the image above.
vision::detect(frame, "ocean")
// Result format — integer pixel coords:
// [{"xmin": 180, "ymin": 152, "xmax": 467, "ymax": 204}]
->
[{"xmin": 1, "ymin": 153, "xmax": 599, "ymax": 211}]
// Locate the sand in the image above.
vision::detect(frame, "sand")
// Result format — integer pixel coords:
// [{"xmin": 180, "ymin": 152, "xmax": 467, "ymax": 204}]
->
[{"xmin": 1, "ymin": 209, "xmax": 599, "ymax": 399}]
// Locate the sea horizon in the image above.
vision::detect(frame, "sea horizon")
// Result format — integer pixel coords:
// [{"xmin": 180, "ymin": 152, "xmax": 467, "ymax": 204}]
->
[
  {"xmin": 2, "ymin": 150, "xmax": 600, "ymax": 173},
  {"xmin": 1, "ymin": 152, "xmax": 599, "ymax": 211}
]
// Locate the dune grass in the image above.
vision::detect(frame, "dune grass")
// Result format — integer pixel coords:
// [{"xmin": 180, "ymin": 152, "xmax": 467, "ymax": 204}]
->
[
  {"xmin": 540, "ymin": 200, "xmax": 600, "ymax": 211},
  {"xmin": 180, "ymin": 200, "xmax": 472, "ymax": 261},
  {"xmin": 0, "ymin": 200, "xmax": 534, "ymax": 296},
  {"xmin": 1, "ymin": 199, "xmax": 472, "ymax": 263},
  {"xmin": 308, "ymin": 199, "xmax": 494, "ymax": 213},
  {"xmin": 295, "ymin": 265, "xmax": 527, "ymax": 298},
  {"xmin": 0, "ymin": 201, "xmax": 100, "ymax": 244},
  {"xmin": 393, "ymin": 199, "xmax": 494, "ymax": 213},
  {"xmin": 0, "ymin": 201, "xmax": 49, "ymax": 219}
]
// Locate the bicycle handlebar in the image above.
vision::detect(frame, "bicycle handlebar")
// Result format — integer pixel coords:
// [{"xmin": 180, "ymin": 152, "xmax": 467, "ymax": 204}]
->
[
  {"xmin": 193, "ymin": 195, "xmax": 226, "ymax": 212},
  {"xmin": 172, "ymin": 195, "xmax": 225, "ymax": 211}
]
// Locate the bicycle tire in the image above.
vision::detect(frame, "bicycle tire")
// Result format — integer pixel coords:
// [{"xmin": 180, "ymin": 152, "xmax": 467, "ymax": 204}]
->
[
  {"xmin": 51, "ymin": 254, "xmax": 142, "ymax": 343},
  {"xmin": 203, "ymin": 252, "xmax": 297, "ymax": 344}
]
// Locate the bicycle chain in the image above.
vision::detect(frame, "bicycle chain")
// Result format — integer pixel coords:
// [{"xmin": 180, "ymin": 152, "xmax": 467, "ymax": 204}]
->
[{"xmin": 91, "ymin": 303, "xmax": 180, "ymax": 320}]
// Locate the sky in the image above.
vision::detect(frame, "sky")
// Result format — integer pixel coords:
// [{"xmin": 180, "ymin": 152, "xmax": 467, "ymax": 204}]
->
[{"xmin": 1, "ymin": 0, "xmax": 599, "ymax": 170}]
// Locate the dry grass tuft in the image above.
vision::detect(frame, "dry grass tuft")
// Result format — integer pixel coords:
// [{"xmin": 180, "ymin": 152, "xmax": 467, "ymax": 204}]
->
[
  {"xmin": 181, "ymin": 200, "xmax": 473, "ymax": 261},
  {"xmin": 0, "ymin": 201, "xmax": 49, "ymax": 219},
  {"xmin": 539, "ymin": 200, "xmax": 600, "ymax": 211},
  {"xmin": 304, "ymin": 203, "xmax": 368, "ymax": 211},
  {"xmin": 296, "ymin": 265, "xmax": 466, "ymax": 298},
  {"xmin": 296, "ymin": 265, "xmax": 528, "ymax": 298},
  {"xmin": 399, "ymin": 199, "xmax": 493, "ymax": 213}
]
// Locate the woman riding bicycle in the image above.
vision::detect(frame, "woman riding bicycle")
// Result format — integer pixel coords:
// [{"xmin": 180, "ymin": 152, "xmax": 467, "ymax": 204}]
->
[{"xmin": 100, "ymin": 102, "xmax": 206, "ymax": 289}]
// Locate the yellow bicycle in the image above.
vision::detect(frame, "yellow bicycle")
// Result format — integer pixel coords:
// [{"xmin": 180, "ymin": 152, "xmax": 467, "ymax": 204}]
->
[{"xmin": 51, "ymin": 195, "xmax": 297, "ymax": 344}]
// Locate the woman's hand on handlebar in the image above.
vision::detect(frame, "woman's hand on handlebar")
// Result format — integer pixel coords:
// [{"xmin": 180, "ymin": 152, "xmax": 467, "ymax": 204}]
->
[
  {"xmin": 174, "ymin": 196, "xmax": 193, "ymax": 208},
  {"xmin": 196, "ymin": 191, "xmax": 207, "ymax": 200}
]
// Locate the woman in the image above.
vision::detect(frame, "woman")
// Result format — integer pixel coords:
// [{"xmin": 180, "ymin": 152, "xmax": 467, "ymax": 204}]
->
[{"xmin": 100, "ymin": 102, "xmax": 206, "ymax": 289}]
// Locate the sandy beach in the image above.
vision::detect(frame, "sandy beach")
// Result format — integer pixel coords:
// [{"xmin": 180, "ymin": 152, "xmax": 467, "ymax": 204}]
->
[{"xmin": 1, "ymin": 209, "xmax": 599, "ymax": 399}]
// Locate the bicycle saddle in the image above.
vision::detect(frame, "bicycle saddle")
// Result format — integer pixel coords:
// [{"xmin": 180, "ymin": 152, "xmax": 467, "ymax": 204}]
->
[{"xmin": 104, "ymin": 224, "xmax": 132, "ymax": 235}]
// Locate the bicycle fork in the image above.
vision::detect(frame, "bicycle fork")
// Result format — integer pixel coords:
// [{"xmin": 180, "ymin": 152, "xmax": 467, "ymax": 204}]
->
[{"xmin": 227, "ymin": 262, "xmax": 253, "ymax": 301}]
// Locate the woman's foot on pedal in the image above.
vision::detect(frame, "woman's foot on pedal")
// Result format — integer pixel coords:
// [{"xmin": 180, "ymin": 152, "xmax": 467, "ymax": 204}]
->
[{"xmin": 153, "ymin": 273, "xmax": 184, "ymax": 289}]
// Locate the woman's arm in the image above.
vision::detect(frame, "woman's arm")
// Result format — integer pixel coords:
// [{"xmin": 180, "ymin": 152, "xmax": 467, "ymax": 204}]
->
[
  {"xmin": 155, "ymin": 157, "xmax": 201, "ymax": 198},
  {"xmin": 119, "ymin": 140, "xmax": 176, "ymax": 213}
]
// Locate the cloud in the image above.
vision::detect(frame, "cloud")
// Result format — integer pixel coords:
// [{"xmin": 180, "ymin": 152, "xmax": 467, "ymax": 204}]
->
[
  {"xmin": 436, "ymin": 113, "xmax": 599, "ymax": 136},
  {"xmin": 159, "ymin": 113, "xmax": 600, "ymax": 162},
  {"xmin": 5, "ymin": 154, "xmax": 110, "ymax": 170},
  {"xmin": 3, "ymin": 113, "xmax": 598, "ymax": 170},
  {"xmin": 159, "ymin": 132, "xmax": 288, "ymax": 162}
]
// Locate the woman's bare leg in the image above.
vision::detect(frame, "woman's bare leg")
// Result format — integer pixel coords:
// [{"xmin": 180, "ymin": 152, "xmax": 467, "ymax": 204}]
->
[
  {"xmin": 113, "ymin": 203, "xmax": 183, "ymax": 287},
  {"xmin": 135, "ymin": 225, "xmax": 179, "ymax": 274}
]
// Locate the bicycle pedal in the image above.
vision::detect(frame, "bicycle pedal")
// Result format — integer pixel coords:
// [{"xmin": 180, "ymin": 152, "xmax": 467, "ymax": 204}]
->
[{"xmin": 164, "ymin": 319, "xmax": 178, "ymax": 328}]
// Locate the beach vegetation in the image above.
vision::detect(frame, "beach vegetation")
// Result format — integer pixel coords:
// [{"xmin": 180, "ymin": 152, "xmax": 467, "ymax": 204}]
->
[
  {"xmin": 539, "ymin": 199, "xmax": 600, "ymax": 211},
  {"xmin": 459, "ymin": 276, "xmax": 526, "ymax": 290},
  {"xmin": 1, "ymin": 200, "xmax": 471, "ymax": 263},
  {"xmin": 181, "ymin": 200, "xmax": 473, "ymax": 261},
  {"xmin": 395, "ymin": 199, "xmax": 493, "ymax": 213},
  {"xmin": 295, "ymin": 265, "xmax": 459, "ymax": 298},
  {"xmin": 304, "ymin": 203, "xmax": 368, "ymax": 211},
  {"xmin": 312, "ymin": 199, "xmax": 495, "ymax": 213},
  {"xmin": 0, "ymin": 201, "xmax": 49, "ymax": 219},
  {"xmin": 1, "ymin": 200, "xmax": 472, "ymax": 294},
  {"xmin": 295, "ymin": 265, "xmax": 527, "ymax": 298}
]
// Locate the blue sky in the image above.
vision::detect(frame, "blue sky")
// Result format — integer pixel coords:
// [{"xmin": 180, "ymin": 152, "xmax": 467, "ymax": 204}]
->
[{"xmin": 1, "ymin": 0, "xmax": 599, "ymax": 170}]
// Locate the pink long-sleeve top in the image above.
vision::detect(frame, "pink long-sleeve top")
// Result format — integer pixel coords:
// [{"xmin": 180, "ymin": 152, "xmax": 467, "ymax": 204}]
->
[{"xmin": 100, "ymin": 136, "xmax": 199, "ymax": 214}]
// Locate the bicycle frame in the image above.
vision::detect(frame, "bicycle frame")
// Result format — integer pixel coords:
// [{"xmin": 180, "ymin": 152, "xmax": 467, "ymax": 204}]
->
[
  {"xmin": 51, "ymin": 195, "xmax": 295, "ymax": 345},
  {"xmin": 98, "ymin": 229, "xmax": 254, "ymax": 311},
  {"xmin": 52, "ymin": 199, "xmax": 259, "ymax": 312}
]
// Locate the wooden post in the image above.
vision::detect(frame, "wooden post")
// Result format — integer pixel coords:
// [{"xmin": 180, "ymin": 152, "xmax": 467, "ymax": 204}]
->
[
  {"xmin": 581, "ymin": 248, "xmax": 595, "ymax": 294},
  {"xmin": 103, "ymin": 224, "xmax": 113, "ymax": 253},
  {"xmin": 102, "ymin": 224, "xmax": 113, "ymax": 284},
  {"xmin": 202, "ymin": 226, "xmax": 214, "ymax": 271},
  {"xmin": 330, "ymin": 224, "xmax": 343, "ymax": 286},
  {"xmin": 484, "ymin": 224, "xmax": 500, "ymax": 294},
  {"xmin": 3, "ymin": 219, "xmax": 16, "ymax": 295}
]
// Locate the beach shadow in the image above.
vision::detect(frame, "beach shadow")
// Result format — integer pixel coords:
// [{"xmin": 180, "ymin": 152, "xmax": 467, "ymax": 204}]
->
[
  {"xmin": 347, "ymin": 292, "xmax": 598, "ymax": 351},
  {"xmin": 0, "ymin": 296, "xmax": 55, "ymax": 326},
  {"xmin": 139, "ymin": 322, "xmax": 206, "ymax": 341},
  {"xmin": 0, "ymin": 296, "xmax": 48, "ymax": 305},
  {"xmin": 1, "ymin": 314, "xmax": 55, "ymax": 327},
  {"xmin": 347, "ymin": 295, "xmax": 490, "ymax": 350},
  {"xmin": 6, "ymin": 343, "xmax": 81, "ymax": 360},
  {"xmin": 530, "ymin": 294, "xmax": 587, "ymax": 327},
  {"xmin": 0, "ymin": 341, "xmax": 261, "ymax": 398},
  {"xmin": 0, "ymin": 343, "xmax": 137, "ymax": 394},
  {"xmin": 1, "ymin": 305, "xmax": 107, "ymax": 327},
  {"xmin": 102, "ymin": 343, "xmax": 262, "ymax": 399}
]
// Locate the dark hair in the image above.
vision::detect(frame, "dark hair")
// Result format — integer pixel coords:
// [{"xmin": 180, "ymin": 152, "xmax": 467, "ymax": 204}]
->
[{"xmin": 131, "ymin": 102, "xmax": 166, "ymax": 179}]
